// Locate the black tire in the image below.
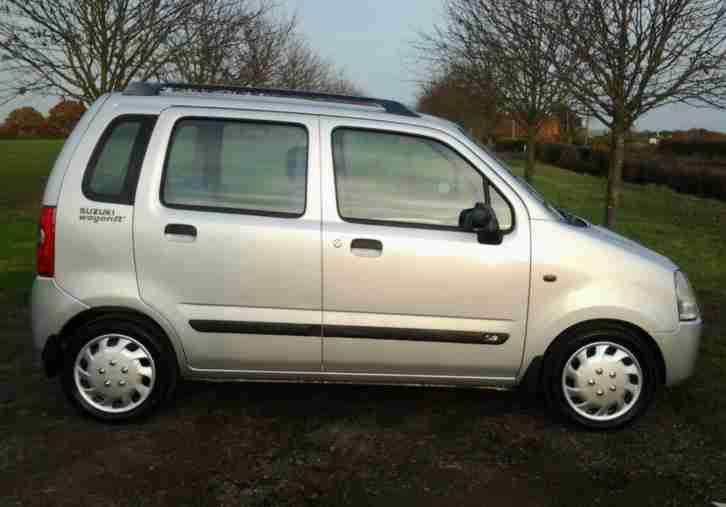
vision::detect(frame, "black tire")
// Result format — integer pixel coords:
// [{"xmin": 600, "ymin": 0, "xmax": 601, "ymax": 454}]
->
[
  {"xmin": 543, "ymin": 322, "xmax": 659, "ymax": 430},
  {"xmin": 61, "ymin": 314, "xmax": 178, "ymax": 422}
]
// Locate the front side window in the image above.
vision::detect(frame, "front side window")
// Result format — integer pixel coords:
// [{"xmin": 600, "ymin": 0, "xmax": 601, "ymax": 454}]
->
[
  {"xmin": 162, "ymin": 118, "xmax": 308, "ymax": 216},
  {"xmin": 332, "ymin": 128, "xmax": 513, "ymax": 230}
]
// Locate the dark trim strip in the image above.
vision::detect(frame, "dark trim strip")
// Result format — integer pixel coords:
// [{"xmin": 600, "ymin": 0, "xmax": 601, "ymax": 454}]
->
[
  {"xmin": 189, "ymin": 320, "xmax": 508, "ymax": 345},
  {"xmin": 189, "ymin": 320, "xmax": 321, "ymax": 336},
  {"xmin": 325, "ymin": 325, "xmax": 508, "ymax": 345}
]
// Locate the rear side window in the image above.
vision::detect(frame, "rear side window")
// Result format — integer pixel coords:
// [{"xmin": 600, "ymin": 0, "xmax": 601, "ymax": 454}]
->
[
  {"xmin": 83, "ymin": 115, "xmax": 157, "ymax": 204},
  {"xmin": 161, "ymin": 118, "xmax": 308, "ymax": 217}
]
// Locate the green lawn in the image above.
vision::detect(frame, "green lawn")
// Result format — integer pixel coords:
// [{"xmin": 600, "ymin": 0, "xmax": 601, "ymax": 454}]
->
[
  {"xmin": 506, "ymin": 159, "xmax": 726, "ymax": 305},
  {"xmin": 1, "ymin": 140, "xmax": 725, "ymax": 505},
  {"xmin": 506, "ymin": 158, "xmax": 726, "ymax": 443},
  {"xmin": 0, "ymin": 140, "xmax": 63, "ymax": 306}
]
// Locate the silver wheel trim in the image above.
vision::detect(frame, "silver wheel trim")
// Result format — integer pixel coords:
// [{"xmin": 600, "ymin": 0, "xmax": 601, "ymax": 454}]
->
[
  {"xmin": 73, "ymin": 334, "xmax": 156, "ymax": 414},
  {"xmin": 561, "ymin": 341, "xmax": 643, "ymax": 422}
]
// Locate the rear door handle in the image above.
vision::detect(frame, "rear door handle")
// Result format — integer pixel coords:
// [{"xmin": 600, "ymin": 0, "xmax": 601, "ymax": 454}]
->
[
  {"xmin": 164, "ymin": 223, "xmax": 197, "ymax": 241},
  {"xmin": 351, "ymin": 238, "xmax": 382, "ymax": 258}
]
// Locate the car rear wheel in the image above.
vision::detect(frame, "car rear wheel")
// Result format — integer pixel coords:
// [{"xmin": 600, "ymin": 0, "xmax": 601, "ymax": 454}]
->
[
  {"xmin": 544, "ymin": 323, "xmax": 658, "ymax": 430},
  {"xmin": 61, "ymin": 315, "xmax": 177, "ymax": 421}
]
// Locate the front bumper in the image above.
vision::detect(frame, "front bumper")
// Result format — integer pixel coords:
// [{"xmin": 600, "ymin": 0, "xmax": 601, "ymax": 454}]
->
[{"xmin": 653, "ymin": 319, "xmax": 702, "ymax": 386}]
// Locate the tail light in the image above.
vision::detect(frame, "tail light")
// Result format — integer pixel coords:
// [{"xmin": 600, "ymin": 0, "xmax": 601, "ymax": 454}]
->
[{"xmin": 37, "ymin": 206, "xmax": 56, "ymax": 277}]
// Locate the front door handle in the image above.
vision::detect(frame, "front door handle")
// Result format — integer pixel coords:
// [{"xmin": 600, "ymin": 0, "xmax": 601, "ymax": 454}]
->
[
  {"xmin": 164, "ymin": 223, "xmax": 197, "ymax": 242},
  {"xmin": 351, "ymin": 238, "xmax": 383, "ymax": 258}
]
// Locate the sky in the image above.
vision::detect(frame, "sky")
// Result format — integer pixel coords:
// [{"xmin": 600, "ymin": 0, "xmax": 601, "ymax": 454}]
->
[{"xmin": 1, "ymin": 0, "xmax": 725, "ymax": 133}]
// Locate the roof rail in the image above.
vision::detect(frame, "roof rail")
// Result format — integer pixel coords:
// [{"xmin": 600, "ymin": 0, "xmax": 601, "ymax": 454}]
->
[{"xmin": 123, "ymin": 81, "xmax": 419, "ymax": 118}]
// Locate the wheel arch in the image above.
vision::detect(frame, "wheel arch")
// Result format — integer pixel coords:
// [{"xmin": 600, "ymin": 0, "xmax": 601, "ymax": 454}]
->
[
  {"xmin": 518, "ymin": 317, "xmax": 667, "ymax": 395},
  {"xmin": 45, "ymin": 306, "xmax": 183, "ymax": 377},
  {"xmin": 542, "ymin": 319, "xmax": 666, "ymax": 386}
]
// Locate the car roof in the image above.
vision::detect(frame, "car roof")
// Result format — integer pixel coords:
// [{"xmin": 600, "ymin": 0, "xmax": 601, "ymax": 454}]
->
[{"xmin": 103, "ymin": 83, "xmax": 459, "ymax": 134}]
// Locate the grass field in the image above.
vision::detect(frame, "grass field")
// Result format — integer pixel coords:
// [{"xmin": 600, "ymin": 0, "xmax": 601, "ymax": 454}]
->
[{"xmin": 1, "ymin": 139, "xmax": 725, "ymax": 506}]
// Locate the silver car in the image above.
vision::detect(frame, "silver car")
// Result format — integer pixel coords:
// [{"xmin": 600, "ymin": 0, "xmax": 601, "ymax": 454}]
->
[{"xmin": 31, "ymin": 82, "xmax": 702, "ymax": 429}]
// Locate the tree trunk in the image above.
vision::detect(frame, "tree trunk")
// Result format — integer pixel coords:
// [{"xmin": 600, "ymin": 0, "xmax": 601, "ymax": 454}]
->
[
  {"xmin": 482, "ymin": 119, "xmax": 496, "ymax": 149},
  {"xmin": 524, "ymin": 125, "xmax": 537, "ymax": 183},
  {"xmin": 604, "ymin": 123, "xmax": 626, "ymax": 229}
]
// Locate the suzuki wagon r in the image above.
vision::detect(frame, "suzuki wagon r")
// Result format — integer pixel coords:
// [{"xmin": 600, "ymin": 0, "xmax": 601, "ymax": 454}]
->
[{"xmin": 30, "ymin": 82, "xmax": 702, "ymax": 429}]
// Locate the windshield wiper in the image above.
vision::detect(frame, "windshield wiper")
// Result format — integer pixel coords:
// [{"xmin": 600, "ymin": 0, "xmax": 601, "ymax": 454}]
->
[{"xmin": 557, "ymin": 207, "xmax": 588, "ymax": 227}]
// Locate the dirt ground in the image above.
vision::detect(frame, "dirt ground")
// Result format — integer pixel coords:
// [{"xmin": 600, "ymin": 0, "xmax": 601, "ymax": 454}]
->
[{"xmin": 2, "ymin": 302, "xmax": 725, "ymax": 507}]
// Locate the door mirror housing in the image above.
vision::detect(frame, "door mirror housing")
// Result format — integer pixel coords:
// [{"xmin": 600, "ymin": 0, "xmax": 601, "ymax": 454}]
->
[{"xmin": 459, "ymin": 202, "xmax": 503, "ymax": 245}]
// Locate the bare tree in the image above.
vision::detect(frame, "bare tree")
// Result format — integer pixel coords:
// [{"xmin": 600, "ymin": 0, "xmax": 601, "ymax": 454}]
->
[
  {"xmin": 274, "ymin": 36, "xmax": 361, "ymax": 94},
  {"xmin": 0, "ymin": 0, "xmax": 196, "ymax": 103},
  {"xmin": 161, "ymin": 1, "xmax": 299, "ymax": 87},
  {"xmin": 553, "ymin": 0, "xmax": 726, "ymax": 228},
  {"xmin": 273, "ymin": 36, "xmax": 330, "ymax": 90},
  {"xmin": 418, "ymin": 0, "xmax": 573, "ymax": 181},
  {"xmin": 322, "ymin": 72, "xmax": 364, "ymax": 96},
  {"xmin": 232, "ymin": 11, "xmax": 295, "ymax": 86},
  {"xmin": 163, "ymin": 1, "xmax": 361, "ymax": 94},
  {"xmin": 0, "ymin": 0, "xmax": 361, "ymax": 105},
  {"xmin": 555, "ymin": 102, "xmax": 584, "ymax": 144},
  {"xmin": 416, "ymin": 66, "xmax": 499, "ymax": 146},
  {"xmin": 160, "ymin": 0, "xmax": 273, "ymax": 85}
]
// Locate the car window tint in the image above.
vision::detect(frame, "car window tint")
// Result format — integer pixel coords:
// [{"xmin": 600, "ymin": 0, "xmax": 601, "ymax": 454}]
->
[
  {"xmin": 163, "ymin": 118, "xmax": 308, "ymax": 216},
  {"xmin": 85, "ymin": 119, "xmax": 145, "ymax": 200},
  {"xmin": 333, "ymin": 128, "xmax": 512, "ymax": 229}
]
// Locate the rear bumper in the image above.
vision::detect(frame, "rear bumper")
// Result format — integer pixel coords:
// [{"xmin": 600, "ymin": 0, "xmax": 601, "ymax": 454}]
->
[
  {"xmin": 31, "ymin": 277, "xmax": 88, "ymax": 373},
  {"xmin": 653, "ymin": 319, "xmax": 702, "ymax": 386}
]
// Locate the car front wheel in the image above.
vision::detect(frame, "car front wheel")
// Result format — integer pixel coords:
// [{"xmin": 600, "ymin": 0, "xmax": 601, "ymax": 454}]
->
[{"xmin": 544, "ymin": 324, "xmax": 659, "ymax": 430}]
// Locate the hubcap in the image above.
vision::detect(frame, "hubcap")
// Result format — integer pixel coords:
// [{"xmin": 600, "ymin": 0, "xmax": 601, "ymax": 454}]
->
[
  {"xmin": 561, "ymin": 341, "xmax": 643, "ymax": 422},
  {"xmin": 74, "ymin": 334, "xmax": 156, "ymax": 413}
]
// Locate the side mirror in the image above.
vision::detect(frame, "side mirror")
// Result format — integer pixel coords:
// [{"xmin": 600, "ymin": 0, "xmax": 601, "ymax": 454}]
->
[{"xmin": 459, "ymin": 202, "xmax": 503, "ymax": 245}]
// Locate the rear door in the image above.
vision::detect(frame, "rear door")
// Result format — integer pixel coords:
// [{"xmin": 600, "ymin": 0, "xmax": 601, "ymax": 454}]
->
[
  {"xmin": 320, "ymin": 118, "xmax": 531, "ymax": 381},
  {"xmin": 134, "ymin": 107, "xmax": 322, "ymax": 373}
]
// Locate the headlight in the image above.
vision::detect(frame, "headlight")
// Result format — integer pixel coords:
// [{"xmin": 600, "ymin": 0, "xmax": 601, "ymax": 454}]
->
[{"xmin": 675, "ymin": 271, "xmax": 699, "ymax": 321}]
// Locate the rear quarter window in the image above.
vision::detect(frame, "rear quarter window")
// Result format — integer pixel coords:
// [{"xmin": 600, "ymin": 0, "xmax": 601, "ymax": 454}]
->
[{"xmin": 82, "ymin": 115, "xmax": 157, "ymax": 204}]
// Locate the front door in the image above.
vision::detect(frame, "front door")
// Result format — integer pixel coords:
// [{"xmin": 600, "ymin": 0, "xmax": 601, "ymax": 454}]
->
[
  {"xmin": 134, "ymin": 107, "xmax": 322, "ymax": 373},
  {"xmin": 320, "ymin": 118, "xmax": 531, "ymax": 381}
]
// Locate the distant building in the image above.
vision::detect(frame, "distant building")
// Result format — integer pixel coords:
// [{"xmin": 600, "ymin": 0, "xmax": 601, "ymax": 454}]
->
[{"xmin": 493, "ymin": 113, "xmax": 561, "ymax": 142}]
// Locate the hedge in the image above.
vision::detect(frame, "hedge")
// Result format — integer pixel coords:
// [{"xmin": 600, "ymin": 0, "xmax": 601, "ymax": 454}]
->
[
  {"xmin": 535, "ymin": 143, "xmax": 726, "ymax": 201},
  {"xmin": 495, "ymin": 138, "xmax": 528, "ymax": 152},
  {"xmin": 659, "ymin": 140, "xmax": 726, "ymax": 158}
]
